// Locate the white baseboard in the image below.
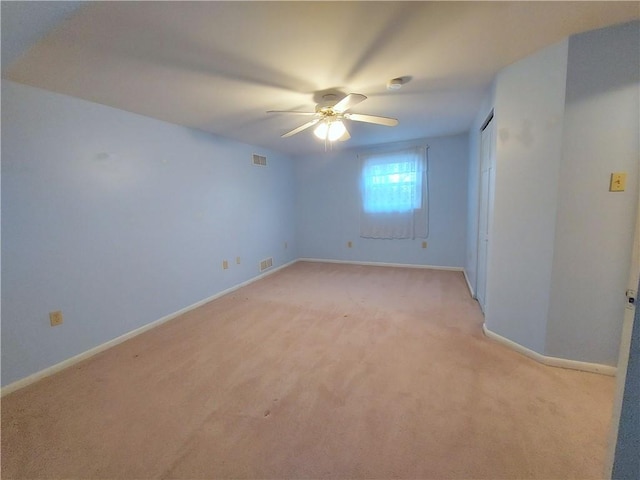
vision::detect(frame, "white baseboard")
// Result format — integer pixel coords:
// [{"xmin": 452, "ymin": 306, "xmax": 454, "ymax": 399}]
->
[
  {"xmin": 1, "ymin": 260, "xmax": 297, "ymax": 397},
  {"xmin": 463, "ymin": 269, "xmax": 475, "ymax": 298},
  {"xmin": 482, "ymin": 323, "xmax": 616, "ymax": 376},
  {"xmin": 298, "ymin": 257, "xmax": 464, "ymax": 272}
]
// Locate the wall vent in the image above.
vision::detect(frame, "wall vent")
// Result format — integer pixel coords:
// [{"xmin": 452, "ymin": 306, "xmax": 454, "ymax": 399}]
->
[
  {"xmin": 259, "ymin": 257, "xmax": 273, "ymax": 272},
  {"xmin": 252, "ymin": 154, "xmax": 267, "ymax": 166}
]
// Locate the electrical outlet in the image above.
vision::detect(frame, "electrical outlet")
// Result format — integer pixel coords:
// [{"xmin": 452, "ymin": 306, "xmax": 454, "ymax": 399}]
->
[
  {"xmin": 222, "ymin": 260, "xmax": 229, "ymax": 270},
  {"xmin": 422, "ymin": 241, "xmax": 428, "ymax": 249},
  {"xmin": 236, "ymin": 257, "xmax": 241, "ymax": 265},
  {"xmin": 348, "ymin": 241, "xmax": 353, "ymax": 248},
  {"xmin": 49, "ymin": 311, "xmax": 63, "ymax": 327}
]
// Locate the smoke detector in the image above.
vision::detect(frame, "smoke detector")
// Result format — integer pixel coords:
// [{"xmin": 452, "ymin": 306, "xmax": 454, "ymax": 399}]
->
[{"xmin": 387, "ymin": 76, "xmax": 410, "ymax": 90}]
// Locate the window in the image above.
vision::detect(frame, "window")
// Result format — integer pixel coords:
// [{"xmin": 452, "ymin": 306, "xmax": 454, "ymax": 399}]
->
[
  {"xmin": 362, "ymin": 159, "xmax": 422, "ymax": 213},
  {"xmin": 359, "ymin": 146, "xmax": 428, "ymax": 239}
]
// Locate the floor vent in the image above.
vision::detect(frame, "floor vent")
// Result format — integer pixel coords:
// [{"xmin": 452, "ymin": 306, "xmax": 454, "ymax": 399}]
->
[
  {"xmin": 252, "ymin": 154, "xmax": 267, "ymax": 166},
  {"xmin": 259, "ymin": 257, "xmax": 273, "ymax": 271}
]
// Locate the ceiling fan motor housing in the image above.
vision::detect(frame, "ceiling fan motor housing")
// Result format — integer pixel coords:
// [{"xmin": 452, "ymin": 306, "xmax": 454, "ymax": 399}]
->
[{"xmin": 316, "ymin": 94, "xmax": 342, "ymax": 113}]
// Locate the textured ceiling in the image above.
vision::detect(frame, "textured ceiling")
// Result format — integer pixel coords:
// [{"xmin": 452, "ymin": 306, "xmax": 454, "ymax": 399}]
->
[{"xmin": 3, "ymin": 1, "xmax": 639, "ymax": 156}]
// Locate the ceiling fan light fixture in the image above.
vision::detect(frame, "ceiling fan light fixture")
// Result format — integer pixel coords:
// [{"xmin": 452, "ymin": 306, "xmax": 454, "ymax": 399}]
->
[
  {"xmin": 314, "ymin": 119, "xmax": 346, "ymax": 142},
  {"xmin": 313, "ymin": 121, "xmax": 328, "ymax": 140},
  {"xmin": 328, "ymin": 120, "xmax": 346, "ymax": 141}
]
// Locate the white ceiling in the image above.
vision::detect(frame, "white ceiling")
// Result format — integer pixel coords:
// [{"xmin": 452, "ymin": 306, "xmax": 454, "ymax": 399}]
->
[{"xmin": 3, "ymin": 1, "xmax": 639, "ymax": 156}]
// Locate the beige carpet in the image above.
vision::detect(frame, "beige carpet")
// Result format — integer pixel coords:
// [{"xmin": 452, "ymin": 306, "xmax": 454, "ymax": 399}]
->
[{"xmin": 1, "ymin": 261, "xmax": 615, "ymax": 479}]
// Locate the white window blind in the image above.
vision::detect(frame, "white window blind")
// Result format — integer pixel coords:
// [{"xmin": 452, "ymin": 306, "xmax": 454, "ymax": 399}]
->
[{"xmin": 359, "ymin": 146, "xmax": 428, "ymax": 239}]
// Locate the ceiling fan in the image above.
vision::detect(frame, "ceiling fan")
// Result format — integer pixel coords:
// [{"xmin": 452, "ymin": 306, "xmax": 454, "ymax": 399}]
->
[{"xmin": 267, "ymin": 93, "xmax": 398, "ymax": 142}]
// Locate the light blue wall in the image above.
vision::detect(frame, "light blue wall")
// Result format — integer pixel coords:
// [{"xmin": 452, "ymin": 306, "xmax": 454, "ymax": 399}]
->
[
  {"xmin": 546, "ymin": 21, "xmax": 639, "ymax": 366},
  {"xmin": 482, "ymin": 21, "xmax": 639, "ymax": 366},
  {"xmin": 485, "ymin": 39, "xmax": 569, "ymax": 354},
  {"xmin": 295, "ymin": 135, "xmax": 469, "ymax": 267},
  {"xmin": 1, "ymin": 81, "xmax": 297, "ymax": 386}
]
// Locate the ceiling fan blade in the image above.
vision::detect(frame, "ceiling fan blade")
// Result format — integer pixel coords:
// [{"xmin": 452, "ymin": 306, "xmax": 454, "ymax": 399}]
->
[
  {"xmin": 333, "ymin": 93, "xmax": 367, "ymax": 113},
  {"xmin": 346, "ymin": 113, "xmax": 399, "ymax": 127},
  {"xmin": 267, "ymin": 110, "xmax": 317, "ymax": 115},
  {"xmin": 281, "ymin": 118, "xmax": 320, "ymax": 138}
]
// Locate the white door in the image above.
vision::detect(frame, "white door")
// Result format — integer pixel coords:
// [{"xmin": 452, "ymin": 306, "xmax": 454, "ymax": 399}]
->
[
  {"xmin": 476, "ymin": 114, "xmax": 495, "ymax": 312},
  {"xmin": 605, "ymin": 182, "xmax": 640, "ymax": 477}
]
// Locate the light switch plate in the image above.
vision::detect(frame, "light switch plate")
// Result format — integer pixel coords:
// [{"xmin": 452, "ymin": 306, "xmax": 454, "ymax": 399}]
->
[
  {"xmin": 49, "ymin": 311, "xmax": 63, "ymax": 327},
  {"xmin": 610, "ymin": 172, "xmax": 627, "ymax": 192}
]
